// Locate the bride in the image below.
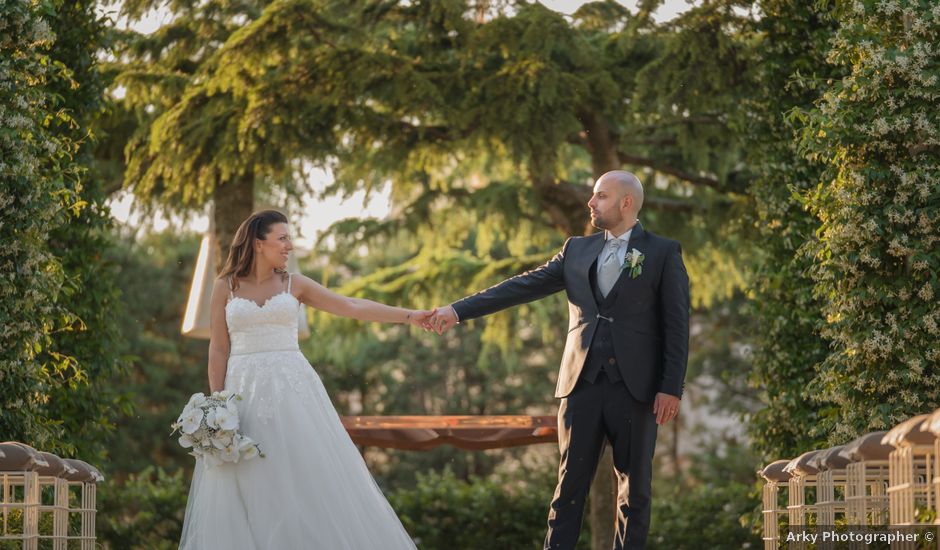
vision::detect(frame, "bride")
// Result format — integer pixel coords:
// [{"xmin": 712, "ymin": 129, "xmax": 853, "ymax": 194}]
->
[{"xmin": 179, "ymin": 209, "xmax": 429, "ymax": 549}]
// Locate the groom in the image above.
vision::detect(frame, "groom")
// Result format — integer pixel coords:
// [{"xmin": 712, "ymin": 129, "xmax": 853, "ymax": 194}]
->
[{"xmin": 429, "ymin": 170, "xmax": 689, "ymax": 549}]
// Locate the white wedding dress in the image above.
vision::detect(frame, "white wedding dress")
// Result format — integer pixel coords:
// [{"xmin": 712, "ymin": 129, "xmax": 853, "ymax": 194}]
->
[{"xmin": 179, "ymin": 274, "xmax": 417, "ymax": 549}]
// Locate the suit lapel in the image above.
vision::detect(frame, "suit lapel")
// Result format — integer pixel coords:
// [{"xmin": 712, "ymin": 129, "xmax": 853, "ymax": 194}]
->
[
  {"xmin": 576, "ymin": 233, "xmax": 607, "ymax": 312},
  {"xmin": 601, "ymin": 221, "xmax": 646, "ymax": 307},
  {"xmin": 588, "ymin": 258, "xmax": 604, "ymax": 305},
  {"xmin": 581, "ymin": 232, "xmax": 607, "ymax": 280}
]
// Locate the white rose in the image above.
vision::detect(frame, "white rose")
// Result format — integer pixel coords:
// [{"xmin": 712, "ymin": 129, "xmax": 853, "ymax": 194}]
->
[{"xmin": 179, "ymin": 434, "xmax": 195, "ymax": 449}]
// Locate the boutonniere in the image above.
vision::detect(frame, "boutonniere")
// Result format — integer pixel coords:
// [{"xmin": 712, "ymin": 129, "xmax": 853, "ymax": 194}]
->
[{"xmin": 622, "ymin": 248, "xmax": 644, "ymax": 279}]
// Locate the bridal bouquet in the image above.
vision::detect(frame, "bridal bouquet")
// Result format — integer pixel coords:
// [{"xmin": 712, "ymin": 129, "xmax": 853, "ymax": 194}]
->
[{"xmin": 171, "ymin": 391, "xmax": 264, "ymax": 467}]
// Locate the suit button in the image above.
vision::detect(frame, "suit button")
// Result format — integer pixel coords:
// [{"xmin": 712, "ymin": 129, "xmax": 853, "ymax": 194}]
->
[{"xmin": 608, "ymin": 358, "xmax": 616, "ymax": 365}]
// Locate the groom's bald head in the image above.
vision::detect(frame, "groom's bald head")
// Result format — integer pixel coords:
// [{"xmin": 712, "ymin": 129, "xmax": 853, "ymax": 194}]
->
[
  {"xmin": 588, "ymin": 170, "xmax": 644, "ymax": 233},
  {"xmin": 598, "ymin": 170, "xmax": 644, "ymax": 214}
]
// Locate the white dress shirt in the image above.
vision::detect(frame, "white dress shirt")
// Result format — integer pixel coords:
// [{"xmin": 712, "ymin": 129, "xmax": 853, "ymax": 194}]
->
[{"xmin": 596, "ymin": 226, "xmax": 634, "ymax": 277}]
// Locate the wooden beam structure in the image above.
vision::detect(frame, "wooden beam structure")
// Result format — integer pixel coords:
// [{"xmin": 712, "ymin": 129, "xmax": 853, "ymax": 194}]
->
[{"xmin": 341, "ymin": 415, "xmax": 557, "ymax": 451}]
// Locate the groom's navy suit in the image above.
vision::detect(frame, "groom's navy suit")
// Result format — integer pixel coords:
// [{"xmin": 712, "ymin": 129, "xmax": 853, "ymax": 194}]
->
[{"xmin": 451, "ymin": 222, "xmax": 690, "ymax": 549}]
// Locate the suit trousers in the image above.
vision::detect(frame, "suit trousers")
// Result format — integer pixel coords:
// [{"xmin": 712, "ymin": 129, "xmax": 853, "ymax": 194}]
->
[{"xmin": 544, "ymin": 372, "xmax": 658, "ymax": 550}]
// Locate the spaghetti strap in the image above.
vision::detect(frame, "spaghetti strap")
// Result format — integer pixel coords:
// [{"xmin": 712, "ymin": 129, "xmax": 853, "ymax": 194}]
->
[{"xmin": 287, "ymin": 273, "xmax": 292, "ymax": 294}]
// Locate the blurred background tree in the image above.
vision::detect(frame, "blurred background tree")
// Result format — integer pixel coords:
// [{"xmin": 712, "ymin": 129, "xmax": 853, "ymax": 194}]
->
[{"xmin": 8, "ymin": 0, "xmax": 937, "ymax": 548}]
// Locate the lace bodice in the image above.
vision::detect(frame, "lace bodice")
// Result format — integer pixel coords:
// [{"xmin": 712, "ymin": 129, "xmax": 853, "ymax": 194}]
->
[
  {"xmin": 225, "ymin": 277, "xmax": 300, "ymax": 356},
  {"xmin": 223, "ymin": 275, "xmax": 314, "ymax": 424}
]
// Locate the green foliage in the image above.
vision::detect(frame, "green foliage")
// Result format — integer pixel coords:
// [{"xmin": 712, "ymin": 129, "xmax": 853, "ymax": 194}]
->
[
  {"xmin": 88, "ymin": 230, "xmax": 207, "ymax": 547},
  {"xmin": 97, "ymin": 466, "xmax": 190, "ymax": 550},
  {"xmin": 797, "ymin": 0, "xmax": 940, "ymax": 442},
  {"xmin": 0, "ymin": 507, "xmax": 81, "ymax": 550},
  {"xmin": 40, "ymin": 0, "xmax": 129, "ymax": 462},
  {"xmin": 745, "ymin": 0, "xmax": 842, "ymax": 459},
  {"xmin": 649, "ymin": 441, "xmax": 762, "ymax": 549},
  {"xmin": 1, "ymin": 0, "xmax": 126, "ymax": 460},
  {"xmin": 387, "ymin": 467, "xmax": 589, "ymax": 550},
  {"xmin": 633, "ymin": 0, "xmax": 755, "ymax": 185},
  {"xmin": 0, "ymin": 0, "xmax": 67, "ymax": 450},
  {"xmin": 105, "ymin": 230, "xmax": 208, "ymax": 475},
  {"xmin": 649, "ymin": 482, "xmax": 759, "ymax": 549},
  {"xmin": 108, "ymin": 0, "xmax": 756, "ymax": 301},
  {"xmin": 105, "ymin": 0, "xmax": 291, "ymax": 214}
]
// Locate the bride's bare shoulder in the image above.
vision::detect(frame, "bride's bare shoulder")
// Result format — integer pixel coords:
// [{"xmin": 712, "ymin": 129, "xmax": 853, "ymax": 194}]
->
[
  {"xmin": 290, "ymin": 272, "xmax": 322, "ymax": 289},
  {"xmin": 209, "ymin": 277, "xmax": 232, "ymax": 311},
  {"xmin": 212, "ymin": 277, "xmax": 230, "ymax": 294},
  {"xmin": 290, "ymin": 274, "xmax": 337, "ymax": 300}
]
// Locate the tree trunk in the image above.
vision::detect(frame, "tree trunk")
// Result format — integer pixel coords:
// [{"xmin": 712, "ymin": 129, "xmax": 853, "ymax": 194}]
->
[
  {"xmin": 579, "ymin": 109, "xmax": 622, "ymax": 182},
  {"xmin": 531, "ymin": 176, "xmax": 593, "ymax": 236},
  {"xmin": 212, "ymin": 173, "xmax": 255, "ymax": 273},
  {"xmin": 590, "ymin": 446, "xmax": 617, "ymax": 550},
  {"xmin": 584, "ymin": 121, "xmax": 621, "ymax": 550}
]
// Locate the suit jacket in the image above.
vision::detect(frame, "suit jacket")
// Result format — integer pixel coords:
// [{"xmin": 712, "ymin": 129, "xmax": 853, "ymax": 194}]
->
[{"xmin": 451, "ymin": 222, "xmax": 690, "ymax": 401}]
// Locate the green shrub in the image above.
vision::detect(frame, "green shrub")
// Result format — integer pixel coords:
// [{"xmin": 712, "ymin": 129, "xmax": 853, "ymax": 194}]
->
[
  {"xmin": 648, "ymin": 479, "xmax": 761, "ymax": 550},
  {"xmin": 97, "ymin": 467, "xmax": 189, "ymax": 550},
  {"xmin": 388, "ymin": 468, "xmax": 590, "ymax": 550}
]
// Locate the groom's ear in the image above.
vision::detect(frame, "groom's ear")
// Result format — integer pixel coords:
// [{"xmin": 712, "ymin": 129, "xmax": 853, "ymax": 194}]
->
[{"xmin": 621, "ymin": 193, "xmax": 632, "ymax": 211}]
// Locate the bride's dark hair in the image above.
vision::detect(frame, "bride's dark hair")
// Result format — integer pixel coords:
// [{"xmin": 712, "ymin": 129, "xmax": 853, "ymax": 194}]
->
[{"xmin": 218, "ymin": 210, "xmax": 289, "ymax": 290}]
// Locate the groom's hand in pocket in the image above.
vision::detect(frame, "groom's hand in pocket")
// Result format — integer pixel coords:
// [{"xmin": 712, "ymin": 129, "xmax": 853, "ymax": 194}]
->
[{"xmin": 429, "ymin": 306, "xmax": 459, "ymax": 335}]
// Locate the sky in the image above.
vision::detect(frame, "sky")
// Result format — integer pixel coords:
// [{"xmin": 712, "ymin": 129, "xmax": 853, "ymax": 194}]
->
[{"xmin": 101, "ymin": 0, "xmax": 696, "ymax": 249}]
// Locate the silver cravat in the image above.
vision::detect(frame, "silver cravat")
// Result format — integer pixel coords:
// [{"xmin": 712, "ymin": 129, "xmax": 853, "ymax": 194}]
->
[{"xmin": 598, "ymin": 239, "xmax": 623, "ymax": 297}]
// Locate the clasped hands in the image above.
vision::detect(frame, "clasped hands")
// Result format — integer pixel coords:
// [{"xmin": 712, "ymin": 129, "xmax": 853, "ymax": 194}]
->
[
  {"xmin": 407, "ymin": 305, "xmax": 681, "ymax": 424},
  {"xmin": 405, "ymin": 306, "xmax": 459, "ymax": 334}
]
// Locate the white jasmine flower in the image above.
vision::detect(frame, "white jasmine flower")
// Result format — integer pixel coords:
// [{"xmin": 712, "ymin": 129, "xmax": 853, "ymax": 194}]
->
[{"xmin": 918, "ymin": 283, "xmax": 934, "ymax": 302}]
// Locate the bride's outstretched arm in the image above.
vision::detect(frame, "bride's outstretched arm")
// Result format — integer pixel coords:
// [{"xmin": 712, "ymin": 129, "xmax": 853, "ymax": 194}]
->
[
  {"xmin": 293, "ymin": 273, "xmax": 433, "ymax": 329},
  {"xmin": 207, "ymin": 278, "xmax": 231, "ymax": 392}
]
